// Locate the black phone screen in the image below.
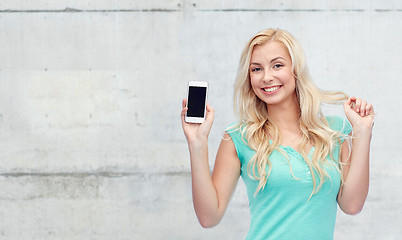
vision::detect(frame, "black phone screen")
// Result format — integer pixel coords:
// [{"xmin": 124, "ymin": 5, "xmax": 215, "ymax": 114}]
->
[{"xmin": 187, "ymin": 86, "xmax": 207, "ymax": 117}]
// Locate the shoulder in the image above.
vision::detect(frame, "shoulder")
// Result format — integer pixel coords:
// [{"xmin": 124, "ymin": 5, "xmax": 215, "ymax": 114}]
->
[
  {"xmin": 226, "ymin": 122, "xmax": 242, "ymax": 142},
  {"xmin": 225, "ymin": 122, "xmax": 249, "ymax": 154},
  {"xmin": 225, "ymin": 122, "xmax": 241, "ymax": 137},
  {"xmin": 225, "ymin": 122, "xmax": 246, "ymax": 142}
]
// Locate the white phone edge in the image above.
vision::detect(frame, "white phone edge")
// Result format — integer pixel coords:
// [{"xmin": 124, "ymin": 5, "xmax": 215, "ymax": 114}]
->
[{"xmin": 185, "ymin": 81, "xmax": 208, "ymax": 123}]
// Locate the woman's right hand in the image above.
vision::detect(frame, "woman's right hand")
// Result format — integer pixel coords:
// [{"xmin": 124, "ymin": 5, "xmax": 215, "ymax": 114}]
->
[{"xmin": 181, "ymin": 99, "xmax": 215, "ymax": 144}]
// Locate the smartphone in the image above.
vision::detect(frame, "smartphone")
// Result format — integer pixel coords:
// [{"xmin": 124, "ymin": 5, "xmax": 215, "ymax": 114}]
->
[{"xmin": 185, "ymin": 81, "xmax": 208, "ymax": 123}]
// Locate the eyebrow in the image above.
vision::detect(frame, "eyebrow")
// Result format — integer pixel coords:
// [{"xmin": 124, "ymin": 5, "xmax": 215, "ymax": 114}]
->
[
  {"xmin": 270, "ymin": 57, "xmax": 285, "ymax": 63},
  {"xmin": 250, "ymin": 56, "xmax": 285, "ymax": 65}
]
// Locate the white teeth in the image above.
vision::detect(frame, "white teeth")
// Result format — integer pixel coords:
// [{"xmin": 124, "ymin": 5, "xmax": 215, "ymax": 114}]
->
[{"xmin": 263, "ymin": 86, "xmax": 280, "ymax": 92}]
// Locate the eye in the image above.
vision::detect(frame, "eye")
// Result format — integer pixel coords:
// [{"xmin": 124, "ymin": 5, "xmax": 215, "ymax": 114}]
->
[
  {"xmin": 273, "ymin": 63, "xmax": 283, "ymax": 69},
  {"xmin": 251, "ymin": 67, "xmax": 262, "ymax": 72}
]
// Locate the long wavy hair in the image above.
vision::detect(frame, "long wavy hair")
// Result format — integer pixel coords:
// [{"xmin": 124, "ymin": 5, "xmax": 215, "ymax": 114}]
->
[{"xmin": 231, "ymin": 28, "xmax": 349, "ymax": 199}]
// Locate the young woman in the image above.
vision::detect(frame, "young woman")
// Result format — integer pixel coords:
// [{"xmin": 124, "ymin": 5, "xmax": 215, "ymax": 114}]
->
[{"xmin": 181, "ymin": 28, "xmax": 374, "ymax": 239}]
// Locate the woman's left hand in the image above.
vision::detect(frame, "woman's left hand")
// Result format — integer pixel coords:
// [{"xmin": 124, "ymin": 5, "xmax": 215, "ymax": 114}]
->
[{"xmin": 343, "ymin": 96, "xmax": 375, "ymax": 132}]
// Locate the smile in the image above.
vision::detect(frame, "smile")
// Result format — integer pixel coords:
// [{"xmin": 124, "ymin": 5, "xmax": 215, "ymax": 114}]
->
[{"xmin": 263, "ymin": 86, "xmax": 281, "ymax": 93}]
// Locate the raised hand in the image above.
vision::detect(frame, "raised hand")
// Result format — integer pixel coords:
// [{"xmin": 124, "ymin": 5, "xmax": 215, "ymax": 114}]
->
[
  {"xmin": 343, "ymin": 96, "xmax": 375, "ymax": 131},
  {"xmin": 181, "ymin": 99, "xmax": 215, "ymax": 144}
]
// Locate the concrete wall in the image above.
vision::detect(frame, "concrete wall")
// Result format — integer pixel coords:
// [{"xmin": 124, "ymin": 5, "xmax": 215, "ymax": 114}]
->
[{"xmin": 0, "ymin": 1, "xmax": 401, "ymax": 239}]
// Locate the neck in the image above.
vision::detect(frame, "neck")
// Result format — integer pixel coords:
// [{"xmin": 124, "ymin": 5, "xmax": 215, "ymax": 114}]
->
[{"xmin": 266, "ymin": 95, "xmax": 300, "ymax": 131}]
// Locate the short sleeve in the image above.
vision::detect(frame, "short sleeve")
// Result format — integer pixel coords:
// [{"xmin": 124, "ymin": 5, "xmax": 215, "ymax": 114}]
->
[
  {"xmin": 225, "ymin": 123, "xmax": 249, "ymax": 165},
  {"xmin": 325, "ymin": 116, "xmax": 353, "ymax": 143}
]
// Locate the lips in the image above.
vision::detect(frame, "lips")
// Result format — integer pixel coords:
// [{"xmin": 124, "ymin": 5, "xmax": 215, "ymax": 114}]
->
[{"xmin": 262, "ymin": 86, "xmax": 281, "ymax": 93}]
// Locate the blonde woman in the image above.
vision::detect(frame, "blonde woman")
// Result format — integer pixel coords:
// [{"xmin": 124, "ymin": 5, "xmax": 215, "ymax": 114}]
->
[{"xmin": 181, "ymin": 28, "xmax": 374, "ymax": 239}]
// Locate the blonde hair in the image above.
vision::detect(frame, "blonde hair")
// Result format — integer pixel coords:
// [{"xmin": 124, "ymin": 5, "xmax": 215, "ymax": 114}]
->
[{"xmin": 231, "ymin": 28, "xmax": 349, "ymax": 199}]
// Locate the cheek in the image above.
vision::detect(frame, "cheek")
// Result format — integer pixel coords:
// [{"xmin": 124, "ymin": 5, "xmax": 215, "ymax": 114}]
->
[
  {"xmin": 249, "ymin": 75, "xmax": 259, "ymax": 88},
  {"xmin": 249, "ymin": 78, "xmax": 261, "ymax": 96},
  {"xmin": 280, "ymin": 71, "xmax": 295, "ymax": 84}
]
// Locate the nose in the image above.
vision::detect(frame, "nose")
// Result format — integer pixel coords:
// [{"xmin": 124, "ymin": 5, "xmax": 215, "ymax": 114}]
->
[{"xmin": 262, "ymin": 69, "xmax": 274, "ymax": 83}]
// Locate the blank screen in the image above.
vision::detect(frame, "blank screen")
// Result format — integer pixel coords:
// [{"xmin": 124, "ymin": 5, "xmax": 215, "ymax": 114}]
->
[{"xmin": 187, "ymin": 86, "xmax": 207, "ymax": 117}]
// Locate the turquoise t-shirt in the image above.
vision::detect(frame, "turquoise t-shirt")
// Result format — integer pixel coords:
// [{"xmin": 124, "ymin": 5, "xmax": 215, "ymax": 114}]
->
[{"xmin": 227, "ymin": 116, "xmax": 352, "ymax": 240}]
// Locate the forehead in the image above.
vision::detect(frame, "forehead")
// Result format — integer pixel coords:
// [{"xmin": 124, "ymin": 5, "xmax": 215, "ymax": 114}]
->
[{"xmin": 251, "ymin": 41, "xmax": 290, "ymax": 62}]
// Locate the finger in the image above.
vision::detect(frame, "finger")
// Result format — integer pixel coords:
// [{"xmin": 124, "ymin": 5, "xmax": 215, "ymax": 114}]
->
[
  {"xmin": 367, "ymin": 103, "xmax": 375, "ymax": 116},
  {"xmin": 206, "ymin": 102, "xmax": 212, "ymax": 111},
  {"xmin": 206, "ymin": 103, "xmax": 214, "ymax": 115},
  {"xmin": 205, "ymin": 103, "xmax": 215, "ymax": 122},
  {"xmin": 360, "ymin": 100, "xmax": 367, "ymax": 116},
  {"xmin": 181, "ymin": 99, "xmax": 187, "ymax": 118},
  {"xmin": 354, "ymin": 97, "xmax": 362, "ymax": 113},
  {"xmin": 181, "ymin": 99, "xmax": 188, "ymax": 121},
  {"xmin": 365, "ymin": 103, "xmax": 371, "ymax": 116},
  {"xmin": 181, "ymin": 107, "xmax": 188, "ymax": 123},
  {"xmin": 344, "ymin": 97, "xmax": 352, "ymax": 109},
  {"xmin": 181, "ymin": 106, "xmax": 188, "ymax": 117},
  {"xmin": 348, "ymin": 96, "xmax": 357, "ymax": 109},
  {"xmin": 182, "ymin": 98, "xmax": 187, "ymax": 108}
]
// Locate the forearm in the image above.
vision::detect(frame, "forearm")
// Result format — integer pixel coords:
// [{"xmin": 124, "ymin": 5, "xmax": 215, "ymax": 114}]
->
[
  {"xmin": 188, "ymin": 140, "xmax": 222, "ymax": 227},
  {"xmin": 339, "ymin": 128, "xmax": 372, "ymax": 214}
]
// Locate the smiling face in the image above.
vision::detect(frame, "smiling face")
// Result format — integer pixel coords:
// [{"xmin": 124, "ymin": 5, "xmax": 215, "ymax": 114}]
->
[{"xmin": 249, "ymin": 40, "xmax": 297, "ymax": 108}]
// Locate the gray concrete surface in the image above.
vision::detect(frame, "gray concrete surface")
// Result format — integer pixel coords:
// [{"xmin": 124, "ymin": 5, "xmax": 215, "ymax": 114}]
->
[{"xmin": 0, "ymin": 1, "xmax": 401, "ymax": 239}]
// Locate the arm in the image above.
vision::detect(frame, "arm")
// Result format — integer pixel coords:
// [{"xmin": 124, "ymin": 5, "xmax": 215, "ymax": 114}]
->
[
  {"xmin": 181, "ymin": 99, "xmax": 241, "ymax": 228},
  {"xmin": 337, "ymin": 96, "xmax": 374, "ymax": 215}
]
